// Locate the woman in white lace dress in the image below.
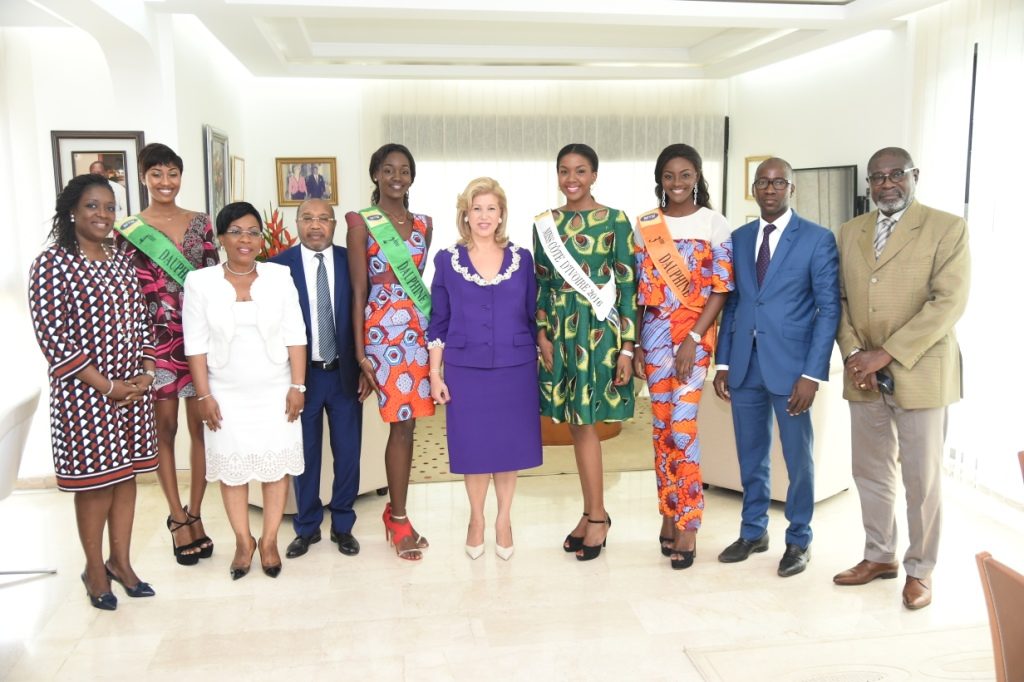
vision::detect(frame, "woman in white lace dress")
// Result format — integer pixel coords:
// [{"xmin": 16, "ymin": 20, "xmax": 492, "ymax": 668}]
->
[{"xmin": 183, "ymin": 202, "xmax": 307, "ymax": 580}]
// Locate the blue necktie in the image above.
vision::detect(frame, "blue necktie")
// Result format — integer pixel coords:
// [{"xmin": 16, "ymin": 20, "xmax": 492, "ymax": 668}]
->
[{"xmin": 315, "ymin": 253, "xmax": 337, "ymax": 361}]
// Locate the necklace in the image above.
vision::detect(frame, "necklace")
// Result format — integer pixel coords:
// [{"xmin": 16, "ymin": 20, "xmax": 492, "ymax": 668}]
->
[
  {"xmin": 381, "ymin": 208, "xmax": 407, "ymax": 225},
  {"xmin": 223, "ymin": 262, "xmax": 256, "ymax": 276}
]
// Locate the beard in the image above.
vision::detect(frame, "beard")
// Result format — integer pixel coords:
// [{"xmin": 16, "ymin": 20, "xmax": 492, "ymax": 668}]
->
[{"xmin": 874, "ymin": 189, "xmax": 910, "ymax": 214}]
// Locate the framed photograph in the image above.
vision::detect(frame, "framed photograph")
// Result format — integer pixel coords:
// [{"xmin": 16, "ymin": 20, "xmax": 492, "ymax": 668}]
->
[
  {"xmin": 50, "ymin": 130, "xmax": 146, "ymax": 215},
  {"xmin": 231, "ymin": 156, "xmax": 245, "ymax": 202},
  {"xmin": 203, "ymin": 125, "xmax": 230, "ymax": 219},
  {"xmin": 276, "ymin": 157, "xmax": 338, "ymax": 206},
  {"xmin": 744, "ymin": 155, "xmax": 771, "ymax": 200}
]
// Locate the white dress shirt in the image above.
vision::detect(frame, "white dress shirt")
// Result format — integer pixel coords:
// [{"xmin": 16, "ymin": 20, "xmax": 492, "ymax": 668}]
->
[{"xmin": 301, "ymin": 244, "xmax": 335, "ymax": 363}]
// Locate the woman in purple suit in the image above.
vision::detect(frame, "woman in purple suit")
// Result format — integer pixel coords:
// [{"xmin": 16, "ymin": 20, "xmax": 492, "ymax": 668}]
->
[{"xmin": 427, "ymin": 177, "xmax": 542, "ymax": 561}]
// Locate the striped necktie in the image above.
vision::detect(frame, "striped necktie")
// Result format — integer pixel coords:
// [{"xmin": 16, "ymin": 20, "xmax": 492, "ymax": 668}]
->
[
  {"xmin": 874, "ymin": 217, "xmax": 895, "ymax": 259},
  {"xmin": 315, "ymin": 253, "xmax": 337, "ymax": 361},
  {"xmin": 756, "ymin": 224, "xmax": 776, "ymax": 288}
]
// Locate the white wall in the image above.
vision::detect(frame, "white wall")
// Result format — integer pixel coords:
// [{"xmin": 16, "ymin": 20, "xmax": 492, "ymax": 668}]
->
[{"xmin": 725, "ymin": 29, "xmax": 911, "ymax": 227}]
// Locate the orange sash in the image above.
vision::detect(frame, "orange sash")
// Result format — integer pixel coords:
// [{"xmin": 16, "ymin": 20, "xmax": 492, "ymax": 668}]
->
[{"xmin": 636, "ymin": 208, "xmax": 717, "ymax": 348}]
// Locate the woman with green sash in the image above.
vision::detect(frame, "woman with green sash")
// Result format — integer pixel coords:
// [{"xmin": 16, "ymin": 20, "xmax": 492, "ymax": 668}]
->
[
  {"xmin": 345, "ymin": 143, "xmax": 434, "ymax": 561},
  {"xmin": 534, "ymin": 143, "xmax": 637, "ymax": 561},
  {"xmin": 115, "ymin": 143, "xmax": 220, "ymax": 566}
]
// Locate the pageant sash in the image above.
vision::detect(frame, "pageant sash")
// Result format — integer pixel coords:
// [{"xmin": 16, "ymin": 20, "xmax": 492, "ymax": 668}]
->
[
  {"xmin": 533, "ymin": 209, "xmax": 619, "ymax": 329},
  {"xmin": 114, "ymin": 215, "xmax": 195, "ymax": 286},
  {"xmin": 636, "ymin": 208, "xmax": 716, "ymax": 348},
  {"xmin": 637, "ymin": 208, "xmax": 695, "ymax": 307},
  {"xmin": 360, "ymin": 207, "xmax": 432, "ymax": 319}
]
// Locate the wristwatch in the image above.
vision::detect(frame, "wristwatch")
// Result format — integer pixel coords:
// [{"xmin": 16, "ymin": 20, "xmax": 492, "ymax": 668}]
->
[
  {"xmin": 289, "ymin": 384, "xmax": 306, "ymax": 393},
  {"xmin": 143, "ymin": 369, "xmax": 156, "ymax": 378},
  {"xmin": 688, "ymin": 330, "xmax": 702, "ymax": 344}
]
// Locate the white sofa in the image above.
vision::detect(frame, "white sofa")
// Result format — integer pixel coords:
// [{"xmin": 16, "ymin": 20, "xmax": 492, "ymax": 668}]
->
[{"xmin": 697, "ymin": 363, "xmax": 852, "ymax": 502}]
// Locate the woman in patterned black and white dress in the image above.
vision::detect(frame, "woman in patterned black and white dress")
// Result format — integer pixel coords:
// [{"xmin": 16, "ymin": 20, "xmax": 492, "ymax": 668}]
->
[{"xmin": 29, "ymin": 174, "xmax": 159, "ymax": 610}]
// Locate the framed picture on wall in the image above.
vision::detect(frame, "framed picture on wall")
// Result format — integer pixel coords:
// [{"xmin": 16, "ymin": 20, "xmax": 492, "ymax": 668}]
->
[
  {"xmin": 50, "ymin": 130, "xmax": 147, "ymax": 215},
  {"xmin": 231, "ymin": 156, "xmax": 245, "ymax": 202},
  {"xmin": 744, "ymin": 155, "xmax": 771, "ymax": 200},
  {"xmin": 275, "ymin": 157, "xmax": 338, "ymax": 206},
  {"xmin": 203, "ymin": 124, "xmax": 230, "ymax": 219}
]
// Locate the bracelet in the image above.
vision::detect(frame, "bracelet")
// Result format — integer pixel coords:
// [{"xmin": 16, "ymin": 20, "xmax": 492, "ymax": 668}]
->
[
  {"xmin": 196, "ymin": 394, "xmax": 212, "ymax": 401},
  {"xmin": 619, "ymin": 348, "xmax": 634, "ymax": 358},
  {"xmin": 537, "ymin": 318, "xmax": 551, "ymax": 331},
  {"xmin": 143, "ymin": 369, "xmax": 156, "ymax": 379},
  {"xmin": 103, "ymin": 379, "xmax": 114, "ymax": 396},
  {"xmin": 429, "ymin": 369, "xmax": 442, "ymax": 375},
  {"xmin": 358, "ymin": 357, "xmax": 372, "ymax": 367}
]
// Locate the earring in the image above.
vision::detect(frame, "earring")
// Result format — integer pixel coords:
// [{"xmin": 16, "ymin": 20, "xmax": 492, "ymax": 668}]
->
[
  {"xmin": 70, "ymin": 215, "xmax": 75, "ymax": 223},
  {"xmin": 693, "ymin": 186, "xmax": 698, "ymax": 204},
  {"xmin": 660, "ymin": 188, "xmax": 667, "ymax": 209}
]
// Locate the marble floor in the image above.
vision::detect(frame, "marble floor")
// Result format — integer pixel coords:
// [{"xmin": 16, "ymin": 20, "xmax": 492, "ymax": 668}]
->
[{"xmin": 1, "ymin": 468, "xmax": 1020, "ymax": 681}]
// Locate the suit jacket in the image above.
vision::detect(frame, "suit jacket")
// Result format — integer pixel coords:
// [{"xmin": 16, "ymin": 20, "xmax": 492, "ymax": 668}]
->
[
  {"xmin": 270, "ymin": 245, "xmax": 360, "ymax": 394},
  {"xmin": 426, "ymin": 244, "xmax": 538, "ymax": 369},
  {"xmin": 718, "ymin": 211, "xmax": 840, "ymax": 395},
  {"xmin": 836, "ymin": 200, "xmax": 970, "ymax": 409},
  {"xmin": 306, "ymin": 174, "xmax": 326, "ymax": 199},
  {"xmin": 182, "ymin": 262, "xmax": 306, "ymax": 368}
]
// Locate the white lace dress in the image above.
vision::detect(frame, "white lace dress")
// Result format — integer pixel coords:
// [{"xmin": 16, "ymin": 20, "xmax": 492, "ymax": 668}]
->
[{"xmin": 205, "ymin": 301, "xmax": 304, "ymax": 485}]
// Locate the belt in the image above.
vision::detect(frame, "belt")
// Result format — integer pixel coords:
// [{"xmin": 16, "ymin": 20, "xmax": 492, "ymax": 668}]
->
[{"xmin": 310, "ymin": 358, "xmax": 339, "ymax": 371}]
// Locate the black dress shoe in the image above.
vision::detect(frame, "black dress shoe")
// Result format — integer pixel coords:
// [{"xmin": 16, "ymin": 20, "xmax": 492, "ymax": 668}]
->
[
  {"xmin": 285, "ymin": 530, "xmax": 322, "ymax": 558},
  {"xmin": 330, "ymin": 529, "xmax": 360, "ymax": 556},
  {"xmin": 718, "ymin": 534, "xmax": 769, "ymax": 563},
  {"xmin": 777, "ymin": 543, "xmax": 810, "ymax": 577}
]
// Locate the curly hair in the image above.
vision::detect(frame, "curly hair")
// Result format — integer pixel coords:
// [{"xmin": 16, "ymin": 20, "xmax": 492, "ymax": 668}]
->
[
  {"xmin": 49, "ymin": 174, "xmax": 115, "ymax": 253},
  {"xmin": 653, "ymin": 143, "xmax": 712, "ymax": 210},
  {"xmin": 368, "ymin": 143, "xmax": 416, "ymax": 208},
  {"xmin": 454, "ymin": 177, "xmax": 509, "ymax": 248}
]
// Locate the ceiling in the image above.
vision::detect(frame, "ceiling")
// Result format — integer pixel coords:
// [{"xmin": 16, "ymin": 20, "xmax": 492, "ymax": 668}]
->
[{"xmin": 10, "ymin": 0, "xmax": 948, "ymax": 79}]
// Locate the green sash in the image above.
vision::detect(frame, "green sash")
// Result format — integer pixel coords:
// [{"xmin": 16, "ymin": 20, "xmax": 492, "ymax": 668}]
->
[
  {"xmin": 360, "ymin": 207, "xmax": 431, "ymax": 319},
  {"xmin": 114, "ymin": 215, "xmax": 196, "ymax": 285}
]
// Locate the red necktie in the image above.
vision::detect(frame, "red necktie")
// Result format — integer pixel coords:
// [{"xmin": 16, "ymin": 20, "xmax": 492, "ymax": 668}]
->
[{"xmin": 756, "ymin": 224, "xmax": 776, "ymax": 287}]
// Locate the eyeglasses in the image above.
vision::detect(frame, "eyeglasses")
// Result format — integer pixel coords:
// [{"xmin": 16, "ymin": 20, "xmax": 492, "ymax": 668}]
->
[
  {"xmin": 753, "ymin": 178, "xmax": 791, "ymax": 190},
  {"xmin": 224, "ymin": 228, "xmax": 263, "ymax": 238},
  {"xmin": 298, "ymin": 216, "xmax": 336, "ymax": 227},
  {"xmin": 867, "ymin": 168, "xmax": 916, "ymax": 186}
]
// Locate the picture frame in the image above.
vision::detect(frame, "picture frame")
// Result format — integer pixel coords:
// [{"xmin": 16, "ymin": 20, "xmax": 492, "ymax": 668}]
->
[
  {"xmin": 50, "ymin": 130, "xmax": 147, "ymax": 215},
  {"xmin": 275, "ymin": 157, "xmax": 338, "ymax": 206},
  {"xmin": 744, "ymin": 155, "xmax": 771, "ymax": 200},
  {"xmin": 203, "ymin": 125, "xmax": 230, "ymax": 219},
  {"xmin": 231, "ymin": 156, "xmax": 245, "ymax": 202}
]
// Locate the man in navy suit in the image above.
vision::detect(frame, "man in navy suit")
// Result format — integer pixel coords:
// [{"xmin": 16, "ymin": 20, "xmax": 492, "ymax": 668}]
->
[
  {"xmin": 306, "ymin": 165, "xmax": 327, "ymax": 199},
  {"xmin": 272, "ymin": 198, "xmax": 364, "ymax": 558},
  {"xmin": 713, "ymin": 157, "xmax": 840, "ymax": 577}
]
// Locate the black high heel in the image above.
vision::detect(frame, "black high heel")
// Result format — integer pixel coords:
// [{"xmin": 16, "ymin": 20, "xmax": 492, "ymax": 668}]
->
[
  {"xmin": 230, "ymin": 536, "xmax": 257, "ymax": 581},
  {"xmin": 670, "ymin": 546, "xmax": 697, "ymax": 570},
  {"xmin": 563, "ymin": 512, "xmax": 589, "ymax": 553},
  {"xmin": 576, "ymin": 515, "xmax": 611, "ymax": 562},
  {"xmin": 259, "ymin": 537, "xmax": 282, "ymax": 578},
  {"xmin": 105, "ymin": 564, "xmax": 156, "ymax": 597},
  {"xmin": 184, "ymin": 505, "xmax": 214, "ymax": 559},
  {"xmin": 81, "ymin": 572, "xmax": 117, "ymax": 611},
  {"xmin": 166, "ymin": 513, "xmax": 200, "ymax": 566},
  {"xmin": 659, "ymin": 535, "xmax": 673, "ymax": 557}
]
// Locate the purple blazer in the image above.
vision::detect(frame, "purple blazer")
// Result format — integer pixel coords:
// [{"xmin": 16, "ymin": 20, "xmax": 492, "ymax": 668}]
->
[{"xmin": 427, "ymin": 243, "xmax": 537, "ymax": 369}]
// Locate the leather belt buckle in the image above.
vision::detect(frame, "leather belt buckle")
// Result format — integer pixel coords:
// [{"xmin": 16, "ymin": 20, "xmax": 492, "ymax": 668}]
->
[{"xmin": 311, "ymin": 358, "xmax": 339, "ymax": 371}]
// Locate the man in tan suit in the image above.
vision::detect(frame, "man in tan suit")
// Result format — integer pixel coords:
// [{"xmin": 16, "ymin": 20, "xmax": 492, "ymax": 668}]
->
[{"xmin": 832, "ymin": 147, "xmax": 970, "ymax": 610}]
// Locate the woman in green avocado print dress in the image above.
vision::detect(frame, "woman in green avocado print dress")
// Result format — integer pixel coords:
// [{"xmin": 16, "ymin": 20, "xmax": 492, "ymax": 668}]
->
[{"xmin": 533, "ymin": 143, "xmax": 637, "ymax": 562}]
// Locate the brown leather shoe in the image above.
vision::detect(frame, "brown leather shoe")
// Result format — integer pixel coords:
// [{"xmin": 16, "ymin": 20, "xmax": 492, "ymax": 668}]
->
[
  {"xmin": 833, "ymin": 559, "xmax": 900, "ymax": 585},
  {"xmin": 902, "ymin": 576, "xmax": 932, "ymax": 610}
]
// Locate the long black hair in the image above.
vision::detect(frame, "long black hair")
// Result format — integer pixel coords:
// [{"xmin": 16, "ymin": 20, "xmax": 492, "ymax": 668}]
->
[
  {"xmin": 49, "ymin": 173, "xmax": 114, "ymax": 253},
  {"xmin": 369, "ymin": 143, "xmax": 416, "ymax": 208},
  {"xmin": 654, "ymin": 143, "xmax": 712, "ymax": 209}
]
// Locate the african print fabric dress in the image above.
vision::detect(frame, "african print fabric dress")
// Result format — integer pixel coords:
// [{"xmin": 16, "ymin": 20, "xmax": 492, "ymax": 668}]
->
[
  {"xmin": 118, "ymin": 213, "xmax": 219, "ymax": 400},
  {"xmin": 534, "ymin": 207, "xmax": 637, "ymax": 425},
  {"xmin": 29, "ymin": 243, "xmax": 158, "ymax": 491},
  {"xmin": 362, "ymin": 214, "xmax": 435, "ymax": 423},
  {"xmin": 635, "ymin": 207, "xmax": 733, "ymax": 530}
]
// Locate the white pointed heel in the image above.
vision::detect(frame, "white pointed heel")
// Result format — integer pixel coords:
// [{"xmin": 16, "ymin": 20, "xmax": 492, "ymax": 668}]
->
[
  {"xmin": 495, "ymin": 544, "xmax": 514, "ymax": 561},
  {"xmin": 465, "ymin": 544, "xmax": 484, "ymax": 560}
]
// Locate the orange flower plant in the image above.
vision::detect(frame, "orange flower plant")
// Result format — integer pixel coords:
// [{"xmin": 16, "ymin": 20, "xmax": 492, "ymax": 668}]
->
[{"xmin": 260, "ymin": 204, "xmax": 296, "ymax": 260}]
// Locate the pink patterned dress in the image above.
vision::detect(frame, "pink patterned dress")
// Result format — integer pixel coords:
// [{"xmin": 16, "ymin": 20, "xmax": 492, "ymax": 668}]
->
[{"xmin": 118, "ymin": 213, "xmax": 219, "ymax": 399}]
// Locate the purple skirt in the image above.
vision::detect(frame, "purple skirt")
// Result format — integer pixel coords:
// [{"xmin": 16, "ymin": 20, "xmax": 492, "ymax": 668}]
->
[{"xmin": 444, "ymin": 361, "xmax": 542, "ymax": 474}]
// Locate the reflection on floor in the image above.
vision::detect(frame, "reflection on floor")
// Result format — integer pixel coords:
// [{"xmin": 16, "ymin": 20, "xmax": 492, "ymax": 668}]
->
[{"xmin": 1, "ymin": 471, "xmax": 1021, "ymax": 680}]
